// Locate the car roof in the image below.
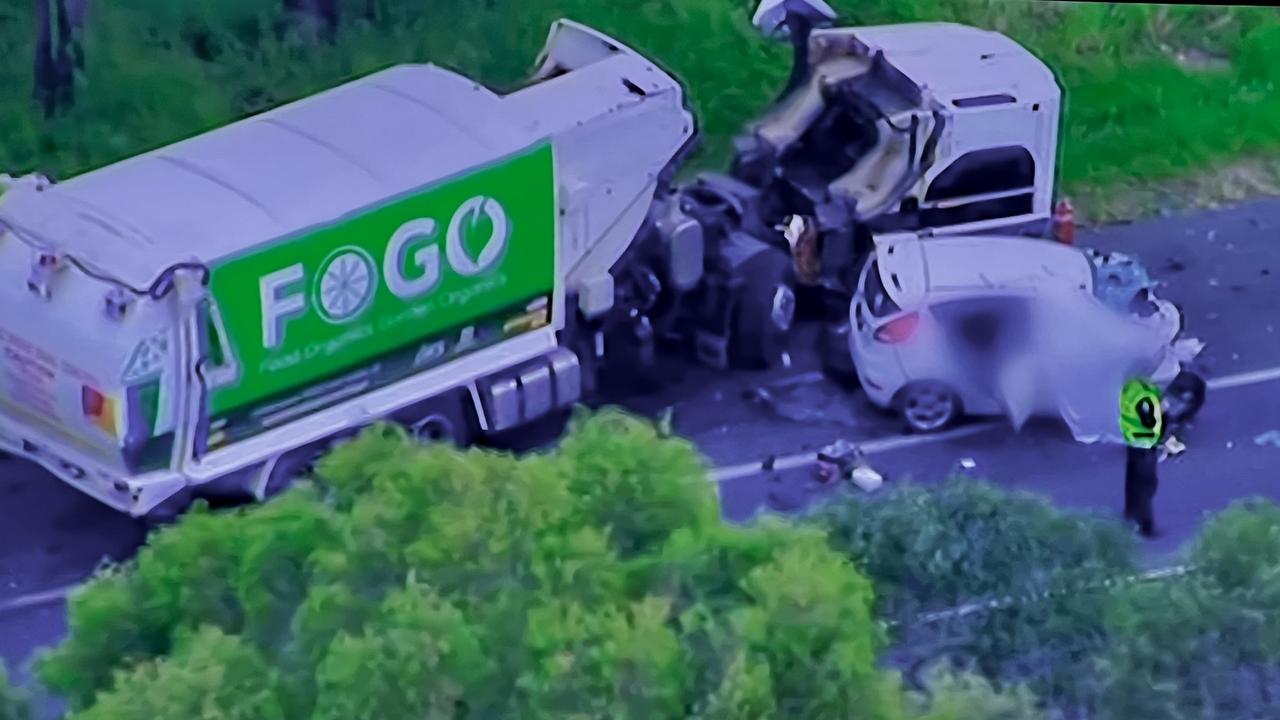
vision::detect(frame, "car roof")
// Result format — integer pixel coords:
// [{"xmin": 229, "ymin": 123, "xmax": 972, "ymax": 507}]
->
[
  {"xmin": 819, "ymin": 22, "xmax": 1060, "ymax": 106},
  {"xmin": 874, "ymin": 233, "xmax": 1094, "ymax": 308}
]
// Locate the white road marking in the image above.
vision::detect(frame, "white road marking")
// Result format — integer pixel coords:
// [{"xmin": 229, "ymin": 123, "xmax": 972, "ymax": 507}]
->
[
  {"xmin": 0, "ymin": 582, "xmax": 80, "ymax": 615},
  {"xmin": 1206, "ymin": 365, "xmax": 1280, "ymax": 391},
  {"xmin": 4, "ymin": 366, "xmax": 1280, "ymax": 619},
  {"xmin": 710, "ymin": 363, "xmax": 1280, "ymax": 484},
  {"xmin": 710, "ymin": 422, "xmax": 999, "ymax": 483}
]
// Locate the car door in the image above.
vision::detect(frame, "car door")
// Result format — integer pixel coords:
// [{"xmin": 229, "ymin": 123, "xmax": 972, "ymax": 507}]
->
[{"xmin": 925, "ymin": 294, "xmax": 1036, "ymax": 417}]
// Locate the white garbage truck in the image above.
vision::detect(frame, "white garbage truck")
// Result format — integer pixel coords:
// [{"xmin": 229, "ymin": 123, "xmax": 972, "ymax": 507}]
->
[{"xmin": 0, "ymin": 8, "xmax": 1065, "ymax": 517}]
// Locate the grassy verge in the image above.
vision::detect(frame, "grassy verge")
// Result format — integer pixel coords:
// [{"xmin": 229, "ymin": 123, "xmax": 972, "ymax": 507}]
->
[{"xmin": 0, "ymin": 1, "xmax": 1278, "ymax": 221}]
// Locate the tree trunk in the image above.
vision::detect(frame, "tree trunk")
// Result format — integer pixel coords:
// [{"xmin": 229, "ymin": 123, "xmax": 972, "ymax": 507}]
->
[
  {"xmin": 52, "ymin": 0, "xmax": 75, "ymax": 109},
  {"xmin": 64, "ymin": 0, "xmax": 89, "ymax": 72},
  {"xmin": 33, "ymin": 0, "xmax": 56, "ymax": 116},
  {"xmin": 283, "ymin": 0, "xmax": 339, "ymax": 41},
  {"xmin": 33, "ymin": 0, "xmax": 87, "ymax": 117}
]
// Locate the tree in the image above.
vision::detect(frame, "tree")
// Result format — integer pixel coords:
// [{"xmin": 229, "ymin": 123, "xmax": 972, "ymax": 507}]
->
[
  {"xmin": 67, "ymin": 626, "xmax": 285, "ymax": 720},
  {"xmin": 282, "ymin": 0, "xmax": 339, "ymax": 41},
  {"xmin": 0, "ymin": 665, "xmax": 35, "ymax": 720},
  {"xmin": 1098, "ymin": 499, "xmax": 1280, "ymax": 720},
  {"xmin": 905, "ymin": 663, "xmax": 1044, "ymax": 720},
  {"xmin": 39, "ymin": 410, "xmax": 920, "ymax": 719},
  {"xmin": 817, "ymin": 478, "xmax": 1138, "ymax": 714},
  {"xmin": 32, "ymin": 0, "xmax": 86, "ymax": 117}
]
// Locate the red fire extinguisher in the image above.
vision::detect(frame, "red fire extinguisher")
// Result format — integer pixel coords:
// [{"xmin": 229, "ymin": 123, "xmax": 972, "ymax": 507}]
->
[{"xmin": 1053, "ymin": 198, "xmax": 1076, "ymax": 245}]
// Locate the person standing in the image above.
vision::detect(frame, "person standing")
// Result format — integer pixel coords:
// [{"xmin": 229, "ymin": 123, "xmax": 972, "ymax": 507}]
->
[{"xmin": 1120, "ymin": 377, "xmax": 1164, "ymax": 538}]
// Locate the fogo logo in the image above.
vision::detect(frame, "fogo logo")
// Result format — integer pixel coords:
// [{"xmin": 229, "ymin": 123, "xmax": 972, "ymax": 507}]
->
[{"xmin": 258, "ymin": 195, "xmax": 510, "ymax": 350}]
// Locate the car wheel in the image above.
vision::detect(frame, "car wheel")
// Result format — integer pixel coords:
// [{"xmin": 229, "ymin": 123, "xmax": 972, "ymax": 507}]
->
[{"xmin": 897, "ymin": 381, "xmax": 961, "ymax": 433}]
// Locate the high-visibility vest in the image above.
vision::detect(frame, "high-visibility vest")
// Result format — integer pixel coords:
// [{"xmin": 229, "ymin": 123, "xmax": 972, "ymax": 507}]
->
[{"xmin": 1120, "ymin": 377, "xmax": 1163, "ymax": 449}]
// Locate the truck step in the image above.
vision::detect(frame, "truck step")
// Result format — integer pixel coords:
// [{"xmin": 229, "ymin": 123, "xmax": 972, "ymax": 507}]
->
[{"xmin": 479, "ymin": 348, "xmax": 582, "ymax": 433}]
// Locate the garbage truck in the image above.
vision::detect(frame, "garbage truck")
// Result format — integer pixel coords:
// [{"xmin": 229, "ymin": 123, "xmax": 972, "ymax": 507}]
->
[{"xmin": 0, "ymin": 7, "xmax": 1065, "ymax": 517}]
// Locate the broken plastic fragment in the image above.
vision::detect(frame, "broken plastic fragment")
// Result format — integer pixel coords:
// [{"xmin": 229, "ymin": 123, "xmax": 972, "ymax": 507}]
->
[
  {"xmin": 849, "ymin": 463, "xmax": 883, "ymax": 492},
  {"xmin": 959, "ymin": 457, "xmax": 977, "ymax": 470},
  {"xmin": 1172, "ymin": 337, "xmax": 1206, "ymax": 364}
]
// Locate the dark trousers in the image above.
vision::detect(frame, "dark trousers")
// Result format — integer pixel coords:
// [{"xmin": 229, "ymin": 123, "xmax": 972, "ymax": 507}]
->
[{"xmin": 1124, "ymin": 445, "xmax": 1159, "ymax": 535}]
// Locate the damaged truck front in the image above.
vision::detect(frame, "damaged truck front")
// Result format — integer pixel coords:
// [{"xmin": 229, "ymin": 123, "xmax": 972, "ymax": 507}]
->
[
  {"xmin": 620, "ymin": 12, "xmax": 1066, "ymax": 380},
  {"xmin": 0, "ymin": 20, "xmax": 693, "ymax": 517}
]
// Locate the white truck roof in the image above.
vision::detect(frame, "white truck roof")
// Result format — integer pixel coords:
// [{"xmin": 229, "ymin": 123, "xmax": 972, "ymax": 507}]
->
[
  {"xmin": 833, "ymin": 22, "xmax": 1059, "ymax": 105},
  {"xmin": 0, "ymin": 64, "xmax": 537, "ymax": 290}
]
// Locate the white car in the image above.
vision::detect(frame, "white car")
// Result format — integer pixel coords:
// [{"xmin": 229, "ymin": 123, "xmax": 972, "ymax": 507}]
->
[{"xmin": 849, "ymin": 232, "xmax": 1188, "ymax": 437}]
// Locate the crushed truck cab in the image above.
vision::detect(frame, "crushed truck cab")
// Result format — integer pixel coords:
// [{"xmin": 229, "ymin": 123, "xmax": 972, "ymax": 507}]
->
[
  {"xmin": 733, "ymin": 21, "xmax": 1061, "ymax": 237},
  {"xmin": 0, "ymin": 20, "xmax": 692, "ymax": 516}
]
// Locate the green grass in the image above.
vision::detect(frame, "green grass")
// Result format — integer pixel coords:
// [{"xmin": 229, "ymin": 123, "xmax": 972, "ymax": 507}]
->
[{"xmin": 1, "ymin": 1, "xmax": 1279, "ymax": 218}]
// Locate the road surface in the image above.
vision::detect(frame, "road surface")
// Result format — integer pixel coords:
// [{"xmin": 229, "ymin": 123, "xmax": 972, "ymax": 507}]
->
[{"xmin": 2, "ymin": 198, "xmax": 1279, "ymax": 687}]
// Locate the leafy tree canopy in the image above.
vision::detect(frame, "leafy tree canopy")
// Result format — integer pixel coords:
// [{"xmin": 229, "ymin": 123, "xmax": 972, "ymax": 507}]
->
[{"xmin": 38, "ymin": 410, "xmax": 925, "ymax": 720}]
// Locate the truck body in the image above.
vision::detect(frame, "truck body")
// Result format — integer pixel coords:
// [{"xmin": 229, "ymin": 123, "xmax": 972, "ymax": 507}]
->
[
  {"xmin": 0, "ymin": 21, "xmax": 692, "ymax": 515},
  {"xmin": 0, "ymin": 11, "xmax": 1064, "ymax": 516}
]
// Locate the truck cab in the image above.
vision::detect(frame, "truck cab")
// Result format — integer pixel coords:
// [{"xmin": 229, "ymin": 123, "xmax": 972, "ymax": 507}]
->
[
  {"xmin": 629, "ymin": 15, "xmax": 1065, "ymax": 379},
  {"xmin": 733, "ymin": 21, "xmax": 1061, "ymax": 242}
]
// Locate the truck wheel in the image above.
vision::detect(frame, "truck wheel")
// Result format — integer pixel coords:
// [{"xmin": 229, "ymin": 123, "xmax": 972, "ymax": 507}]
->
[
  {"xmin": 481, "ymin": 407, "xmax": 573, "ymax": 452},
  {"xmin": 730, "ymin": 251, "xmax": 797, "ymax": 369}
]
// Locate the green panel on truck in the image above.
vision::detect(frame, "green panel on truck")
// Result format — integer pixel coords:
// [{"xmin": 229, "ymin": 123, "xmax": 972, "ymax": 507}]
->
[{"xmin": 205, "ymin": 141, "xmax": 557, "ymax": 446}]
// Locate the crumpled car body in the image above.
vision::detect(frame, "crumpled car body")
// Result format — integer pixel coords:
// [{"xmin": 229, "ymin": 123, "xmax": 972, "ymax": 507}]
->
[{"xmin": 849, "ymin": 232, "xmax": 1193, "ymax": 439}]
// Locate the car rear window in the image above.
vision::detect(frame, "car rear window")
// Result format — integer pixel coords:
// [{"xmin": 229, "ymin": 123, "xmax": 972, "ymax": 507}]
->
[{"xmin": 864, "ymin": 260, "xmax": 902, "ymax": 318}]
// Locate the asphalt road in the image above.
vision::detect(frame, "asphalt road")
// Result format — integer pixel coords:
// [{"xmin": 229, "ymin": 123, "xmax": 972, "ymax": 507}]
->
[{"xmin": 2, "ymin": 197, "xmax": 1279, "ymax": 687}]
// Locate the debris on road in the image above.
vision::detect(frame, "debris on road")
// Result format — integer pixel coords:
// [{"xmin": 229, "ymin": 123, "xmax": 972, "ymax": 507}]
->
[
  {"xmin": 1254, "ymin": 430, "xmax": 1280, "ymax": 449},
  {"xmin": 849, "ymin": 463, "xmax": 884, "ymax": 492},
  {"xmin": 654, "ymin": 406, "xmax": 676, "ymax": 438},
  {"xmin": 815, "ymin": 439, "xmax": 884, "ymax": 491},
  {"xmin": 959, "ymin": 457, "xmax": 977, "ymax": 470},
  {"xmin": 743, "ymin": 377, "xmax": 862, "ymax": 427},
  {"xmin": 1159, "ymin": 435, "xmax": 1186, "ymax": 462},
  {"xmin": 1172, "ymin": 337, "xmax": 1207, "ymax": 364}
]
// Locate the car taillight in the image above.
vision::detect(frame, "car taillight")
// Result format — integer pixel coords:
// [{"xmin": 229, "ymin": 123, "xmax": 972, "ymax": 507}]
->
[{"xmin": 874, "ymin": 312, "xmax": 919, "ymax": 344}]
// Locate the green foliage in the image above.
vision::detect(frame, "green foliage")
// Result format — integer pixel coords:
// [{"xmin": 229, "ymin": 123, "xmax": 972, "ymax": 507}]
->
[
  {"xmin": 905, "ymin": 663, "xmax": 1044, "ymax": 720},
  {"xmin": 40, "ymin": 409, "xmax": 915, "ymax": 719},
  {"xmin": 0, "ymin": 665, "xmax": 34, "ymax": 720},
  {"xmin": 2, "ymin": 0, "xmax": 1279, "ymax": 203},
  {"xmin": 67, "ymin": 626, "xmax": 286, "ymax": 720},
  {"xmin": 818, "ymin": 478, "xmax": 1137, "ymax": 714},
  {"xmin": 1097, "ymin": 499, "xmax": 1280, "ymax": 720},
  {"xmin": 819, "ymin": 479, "xmax": 1137, "ymax": 615}
]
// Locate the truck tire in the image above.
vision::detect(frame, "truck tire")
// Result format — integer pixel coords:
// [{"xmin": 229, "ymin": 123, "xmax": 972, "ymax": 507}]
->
[
  {"xmin": 481, "ymin": 407, "xmax": 573, "ymax": 452},
  {"xmin": 730, "ymin": 250, "xmax": 797, "ymax": 369}
]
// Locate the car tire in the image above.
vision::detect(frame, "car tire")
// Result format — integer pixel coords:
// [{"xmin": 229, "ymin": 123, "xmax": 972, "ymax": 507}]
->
[
  {"xmin": 730, "ymin": 250, "xmax": 797, "ymax": 369},
  {"xmin": 817, "ymin": 320, "xmax": 859, "ymax": 389},
  {"xmin": 896, "ymin": 381, "xmax": 961, "ymax": 434},
  {"xmin": 1164, "ymin": 369, "xmax": 1206, "ymax": 425}
]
